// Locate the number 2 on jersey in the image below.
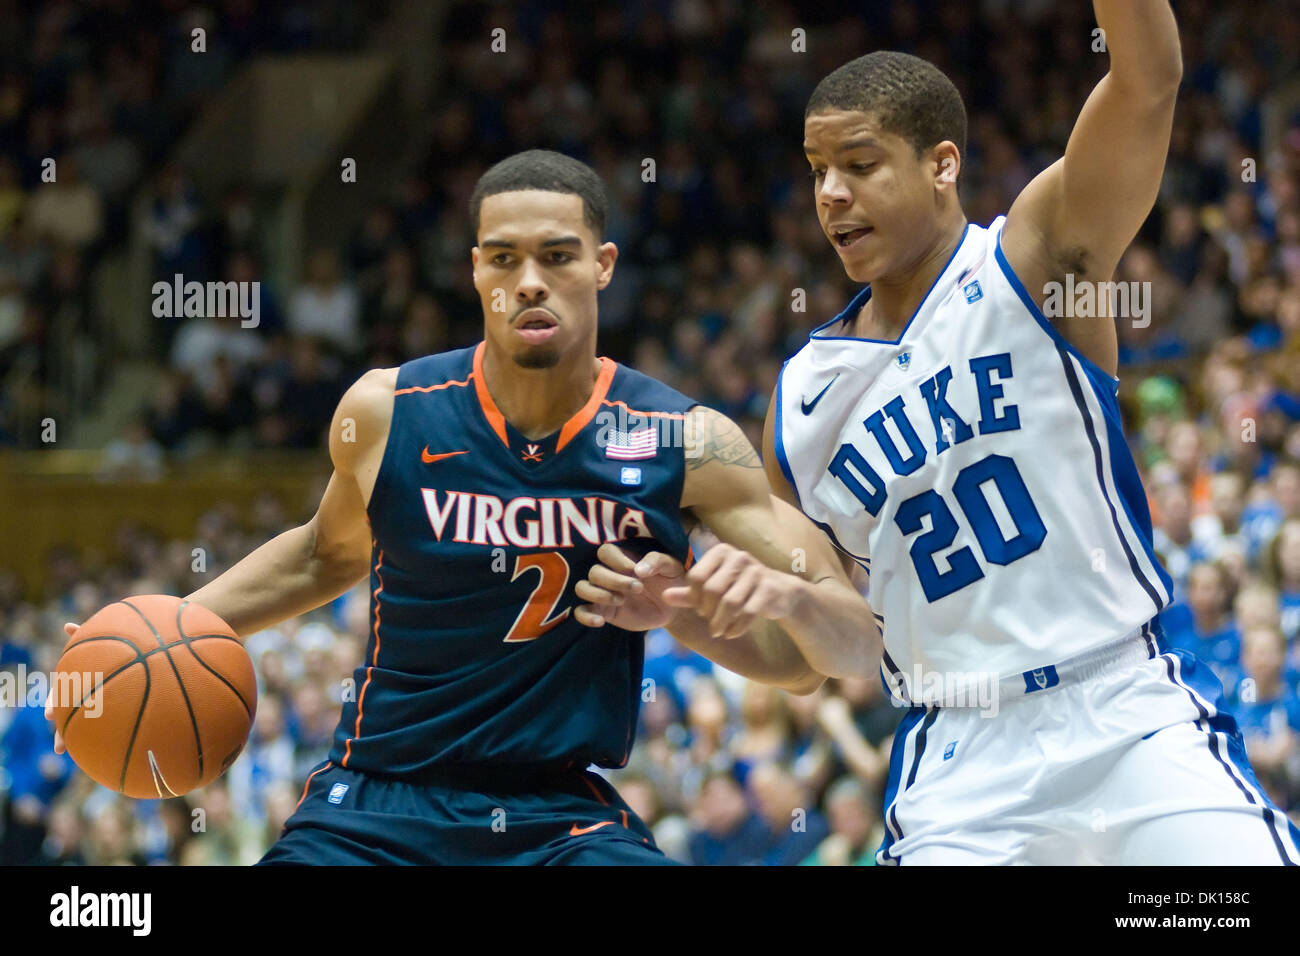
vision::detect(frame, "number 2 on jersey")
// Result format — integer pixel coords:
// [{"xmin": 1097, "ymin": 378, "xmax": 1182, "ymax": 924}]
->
[{"xmin": 503, "ymin": 552, "xmax": 573, "ymax": 642}]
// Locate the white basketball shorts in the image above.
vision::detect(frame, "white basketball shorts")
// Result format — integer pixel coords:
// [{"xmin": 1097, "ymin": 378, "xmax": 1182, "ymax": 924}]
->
[{"xmin": 877, "ymin": 625, "xmax": 1300, "ymax": 865}]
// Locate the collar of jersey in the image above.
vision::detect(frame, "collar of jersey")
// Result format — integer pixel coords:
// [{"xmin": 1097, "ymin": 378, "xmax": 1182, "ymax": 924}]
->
[
  {"xmin": 808, "ymin": 222, "xmax": 974, "ymax": 346},
  {"xmin": 470, "ymin": 340, "xmax": 618, "ymax": 455}
]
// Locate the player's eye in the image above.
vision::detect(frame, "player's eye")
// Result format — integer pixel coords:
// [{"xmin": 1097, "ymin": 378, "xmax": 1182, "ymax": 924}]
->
[
  {"xmin": 548, "ymin": 252, "xmax": 574, "ymax": 264},
  {"xmin": 491, "ymin": 254, "xmax": 512, "ymax": 266},
  {"xmin": 808, "ymin": 167, "xmax": 826, "ymax": 181},
  {"xmin": 851, "ymin": 162, "xmax": 876, "ymax": 173}
]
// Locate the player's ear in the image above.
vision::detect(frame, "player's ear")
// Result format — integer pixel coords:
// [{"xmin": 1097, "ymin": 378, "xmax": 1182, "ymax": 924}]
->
[
  {"xmin": 595, "ymin": 241, "xmax": 618, "ymax": 290},
  {"xmin": 932, "ymin": 142, "xmax": 961, "ymax": 192}
]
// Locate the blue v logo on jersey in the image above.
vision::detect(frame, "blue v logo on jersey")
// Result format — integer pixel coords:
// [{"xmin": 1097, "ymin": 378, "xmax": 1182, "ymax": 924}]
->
[
  {"xmin": 963, "ymin": 280, "xmax": 983, "ymax": 303},
  {"xmin": 896, "ymin": 352, "xmax": 911, "ymax": 371}
]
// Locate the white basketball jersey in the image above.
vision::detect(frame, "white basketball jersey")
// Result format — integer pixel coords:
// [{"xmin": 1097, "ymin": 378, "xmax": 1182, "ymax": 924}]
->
[{"xmin": 775, "ymin": 217, "xmax": 1173, "ymax": 700}]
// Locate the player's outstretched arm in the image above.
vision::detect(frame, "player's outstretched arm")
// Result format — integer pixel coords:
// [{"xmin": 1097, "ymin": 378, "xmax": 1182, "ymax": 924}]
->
[
  {"xmin": 1002, "ymin": 0, "xmax": 1181, "ymax": 375},
  {"xmin": 182, "ymin": 368, "xmax": 395, "ymax": 638},
  {"xmin": 624, "ymin": 405, "xmax": 879, "ymax": 684}
]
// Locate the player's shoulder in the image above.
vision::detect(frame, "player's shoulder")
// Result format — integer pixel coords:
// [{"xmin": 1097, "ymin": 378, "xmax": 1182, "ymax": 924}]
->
[
  {"xmin": 330, "ymin": 366, "xmax": 399, "ymax": 470},
  {"xmin": 395, "ymin": 343, "xmax": 477, "ymax": 391},
  {"xmin": 337, "ymin": 345, "xmax": 479, "ymax": 438},
  {"xmin": 606, "ymin": 357, "xmax": 700, "ymax": 415},
  {"xmin": 339, "ymin": 366, "xmax": 397, "ymax": 415}
]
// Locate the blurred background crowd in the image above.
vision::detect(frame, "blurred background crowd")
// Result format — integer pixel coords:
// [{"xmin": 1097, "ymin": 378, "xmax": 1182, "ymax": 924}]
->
[{"xmin": 3, "ymin": 0, "xmax": 1300, "ymax": 864}]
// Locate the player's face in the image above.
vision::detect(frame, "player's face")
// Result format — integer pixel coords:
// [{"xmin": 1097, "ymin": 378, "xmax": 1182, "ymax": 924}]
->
[
  {"xmin": 804, "ymin": 109, "xmax": 959, "ymax": 284},
  {"xmin": 472, "ymin": 191, "xmax": 617, "ymax": 370}
]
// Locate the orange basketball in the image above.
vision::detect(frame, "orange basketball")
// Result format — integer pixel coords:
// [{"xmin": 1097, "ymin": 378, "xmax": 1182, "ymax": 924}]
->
[{"xmin": 51, "ymin": 595, "xmax": 257, "ymax": 799}]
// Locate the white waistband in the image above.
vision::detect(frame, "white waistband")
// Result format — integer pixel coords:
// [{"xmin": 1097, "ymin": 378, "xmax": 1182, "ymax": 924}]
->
[{"xmin": 886, "ymin": 625, "xmax": 1156, "ymax": 708}]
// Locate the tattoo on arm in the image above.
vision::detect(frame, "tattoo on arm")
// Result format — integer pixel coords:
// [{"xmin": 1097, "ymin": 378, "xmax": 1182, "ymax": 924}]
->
[{"xmin": 685, "ymin": 409, "xmax": 762, "ymax": 471}]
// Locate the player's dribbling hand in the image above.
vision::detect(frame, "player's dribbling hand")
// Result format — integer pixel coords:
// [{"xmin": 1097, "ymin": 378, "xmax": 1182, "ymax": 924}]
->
[
  {"xmin": 44, "ymin": 621, "xmax": 78, "ymax": 755},
  {"xmin": 661, "ymin": 543, "xmax": 802, "ymax": 640},
  {"xmin": 575, "ymin": 544, "xmax": 685, "ymax": 631}
]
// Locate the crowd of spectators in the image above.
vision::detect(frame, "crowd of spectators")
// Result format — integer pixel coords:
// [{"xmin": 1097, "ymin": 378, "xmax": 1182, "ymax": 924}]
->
[
  {"xmin": 0, "ymin": 0, "xmax": 387, "ymax": 447},
  {"xmin": 2, "ymin": 0, "xmax": 1300, "ymax": 863}
]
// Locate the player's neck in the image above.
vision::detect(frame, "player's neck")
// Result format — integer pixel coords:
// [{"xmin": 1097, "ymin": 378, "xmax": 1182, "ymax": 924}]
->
[
  {"xmin": 852, "ymin": 216, "xmax": 968, "ymax": 339},
  {"xmin": 480, "ymin": 344, "xmax": 604, "ymax": 440}
]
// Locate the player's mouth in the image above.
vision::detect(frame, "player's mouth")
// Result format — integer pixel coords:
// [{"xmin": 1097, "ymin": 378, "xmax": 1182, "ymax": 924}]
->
[
  {"xmin": 829, "ymin": 224, "xmax": 874, "ymax": 251},
  {"xmin": 514, "ymin": 308, "xmax": 559, "ymax": 345}
]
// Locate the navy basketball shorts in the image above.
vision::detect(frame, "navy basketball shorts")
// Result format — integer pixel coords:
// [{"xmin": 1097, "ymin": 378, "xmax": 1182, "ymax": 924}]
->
[{"xmin": 258, "ymin": 762, "xmax": 676, "ymax": 866}]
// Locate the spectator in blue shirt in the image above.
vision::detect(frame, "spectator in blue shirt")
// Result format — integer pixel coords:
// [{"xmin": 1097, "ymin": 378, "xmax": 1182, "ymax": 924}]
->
[
  {"xmin": 687, "ymin": 767, "xmax": 771, "ymax": 866},
  {"xmin": 1233, "ymin": 626, "xmax": 1300, "ymax": 809},
  {"xmin": 1265, "ymin": 518, "xmax": 1300, "ymax": 643},
  {"xmin": 1, "ymin": 698, "xmax": 75, "ymax": 864},
  {"xmin": 1240, "ymin": 461, "xmax": 1299, "ymax": 560},
  {"xmin": 642, "ymin": 626, "xmax": 713, "ymax": 717},
  {"xmin": 1160, "ymin": 561, "xmax": 1241, "ymax": 686},
  {"xmin": 748, "ymin": 761, "xmax": 830, "ymax": 867}
]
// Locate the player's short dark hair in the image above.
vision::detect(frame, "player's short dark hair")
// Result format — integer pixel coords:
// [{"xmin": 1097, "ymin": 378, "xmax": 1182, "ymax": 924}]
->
[
  {"xmin": 806, "ymin": 51, "xmax": 967, "ymax": 159},
  {"xmin": 469, "ymin": 149, "xmax": 607, "ymax": 239}
]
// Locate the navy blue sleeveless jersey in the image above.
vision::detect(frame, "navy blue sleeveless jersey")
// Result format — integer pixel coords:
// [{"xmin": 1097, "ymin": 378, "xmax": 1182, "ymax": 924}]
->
[{"xmin": 328, "ymin": 342, "xmax": 698, "ymax": 777}]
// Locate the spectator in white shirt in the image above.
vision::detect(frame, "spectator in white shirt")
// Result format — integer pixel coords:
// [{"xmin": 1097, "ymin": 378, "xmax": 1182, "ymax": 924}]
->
[{"xmin": 288, "ymin": 248, "xmax": 361, "ymax": 358}]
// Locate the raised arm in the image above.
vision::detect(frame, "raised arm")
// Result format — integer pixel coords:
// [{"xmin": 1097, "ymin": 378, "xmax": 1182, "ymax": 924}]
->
[
  {"xmin": 183, "ymin": 367, "xmax": 396, "ymax": 637},
  {"xmin": 1001, "ymin": 0, "xmax": 1182, "ymax": 376}
]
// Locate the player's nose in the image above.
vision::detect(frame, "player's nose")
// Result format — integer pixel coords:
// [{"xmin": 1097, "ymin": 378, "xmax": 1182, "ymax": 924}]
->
[
  {"xmin": 515, "ymin": 256, "xmax": 549, "ymax": 300},
  {"xmin": 818, "ymin": 166, "xmax": 853, "ymax": 204}
]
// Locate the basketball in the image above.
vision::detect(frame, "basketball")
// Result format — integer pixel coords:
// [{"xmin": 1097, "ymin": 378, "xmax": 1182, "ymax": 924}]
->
[{"xmin": 50, "ymin": 595, "xmax": 257, "ymax": 799}]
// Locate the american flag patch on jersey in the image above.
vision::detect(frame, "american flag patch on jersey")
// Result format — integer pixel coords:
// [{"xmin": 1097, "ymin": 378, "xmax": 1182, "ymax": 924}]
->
[{"xmin": 604, "ymin": 427, "xmax": 658, "ymax": 460}]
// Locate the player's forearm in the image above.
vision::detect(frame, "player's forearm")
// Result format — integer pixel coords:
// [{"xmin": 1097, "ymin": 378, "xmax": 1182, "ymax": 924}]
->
[
  {"xmin": 664, "ymin": 573, "xmax": 879, "ymax": 687},
  {"xmin": 774, "ymin": 576, "xmax": 881, "ymax": 681},
  {"xmin": 184, "ymin": 524, "xmax": 368, "ymax": 639},
  {"xmin": 665, "ymin": 610, "xmax": 823, "ymax": 694},
  {"xmin": 1094, "ymin": 0, "xmax": 1181, "ymax": 93}
]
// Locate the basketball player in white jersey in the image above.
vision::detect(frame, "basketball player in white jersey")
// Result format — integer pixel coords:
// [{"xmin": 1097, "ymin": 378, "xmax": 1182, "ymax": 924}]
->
[{"xmin": 578, "ymin": 0, "xmax": 1300, "ymax": 864}]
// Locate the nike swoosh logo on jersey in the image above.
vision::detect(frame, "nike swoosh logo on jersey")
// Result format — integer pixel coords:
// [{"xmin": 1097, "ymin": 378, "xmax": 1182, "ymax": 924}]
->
[
  {"xmin": 800, "ymin": 374, "xmax": 840, "ymax": 415},
  {"xmin": 421, "ymin": 447, "xmax": 470, "ymax": 464},
  {"xmin": 569, "ymin": 821, "xmax": 617, "ymax": 836}
]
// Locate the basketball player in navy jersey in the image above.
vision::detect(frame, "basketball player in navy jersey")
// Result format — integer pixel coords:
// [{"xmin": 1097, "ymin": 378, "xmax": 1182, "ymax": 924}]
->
[
  {"xmin": 51, "ymin": 150, "xmax": 876, "ymax": 865},
  {"xmin": 586, "ymin": 1, "xmax": 1300, "ymax": 864}
]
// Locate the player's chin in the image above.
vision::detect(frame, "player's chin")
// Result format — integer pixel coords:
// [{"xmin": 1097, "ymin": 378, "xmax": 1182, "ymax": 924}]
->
[
  {"xmin": 836, "ymin": 247, "xmax": 882, "ymax": 284},
  {"xmin": 511, "ymin": 344, "xmax": 563, "ymax": 370}
]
